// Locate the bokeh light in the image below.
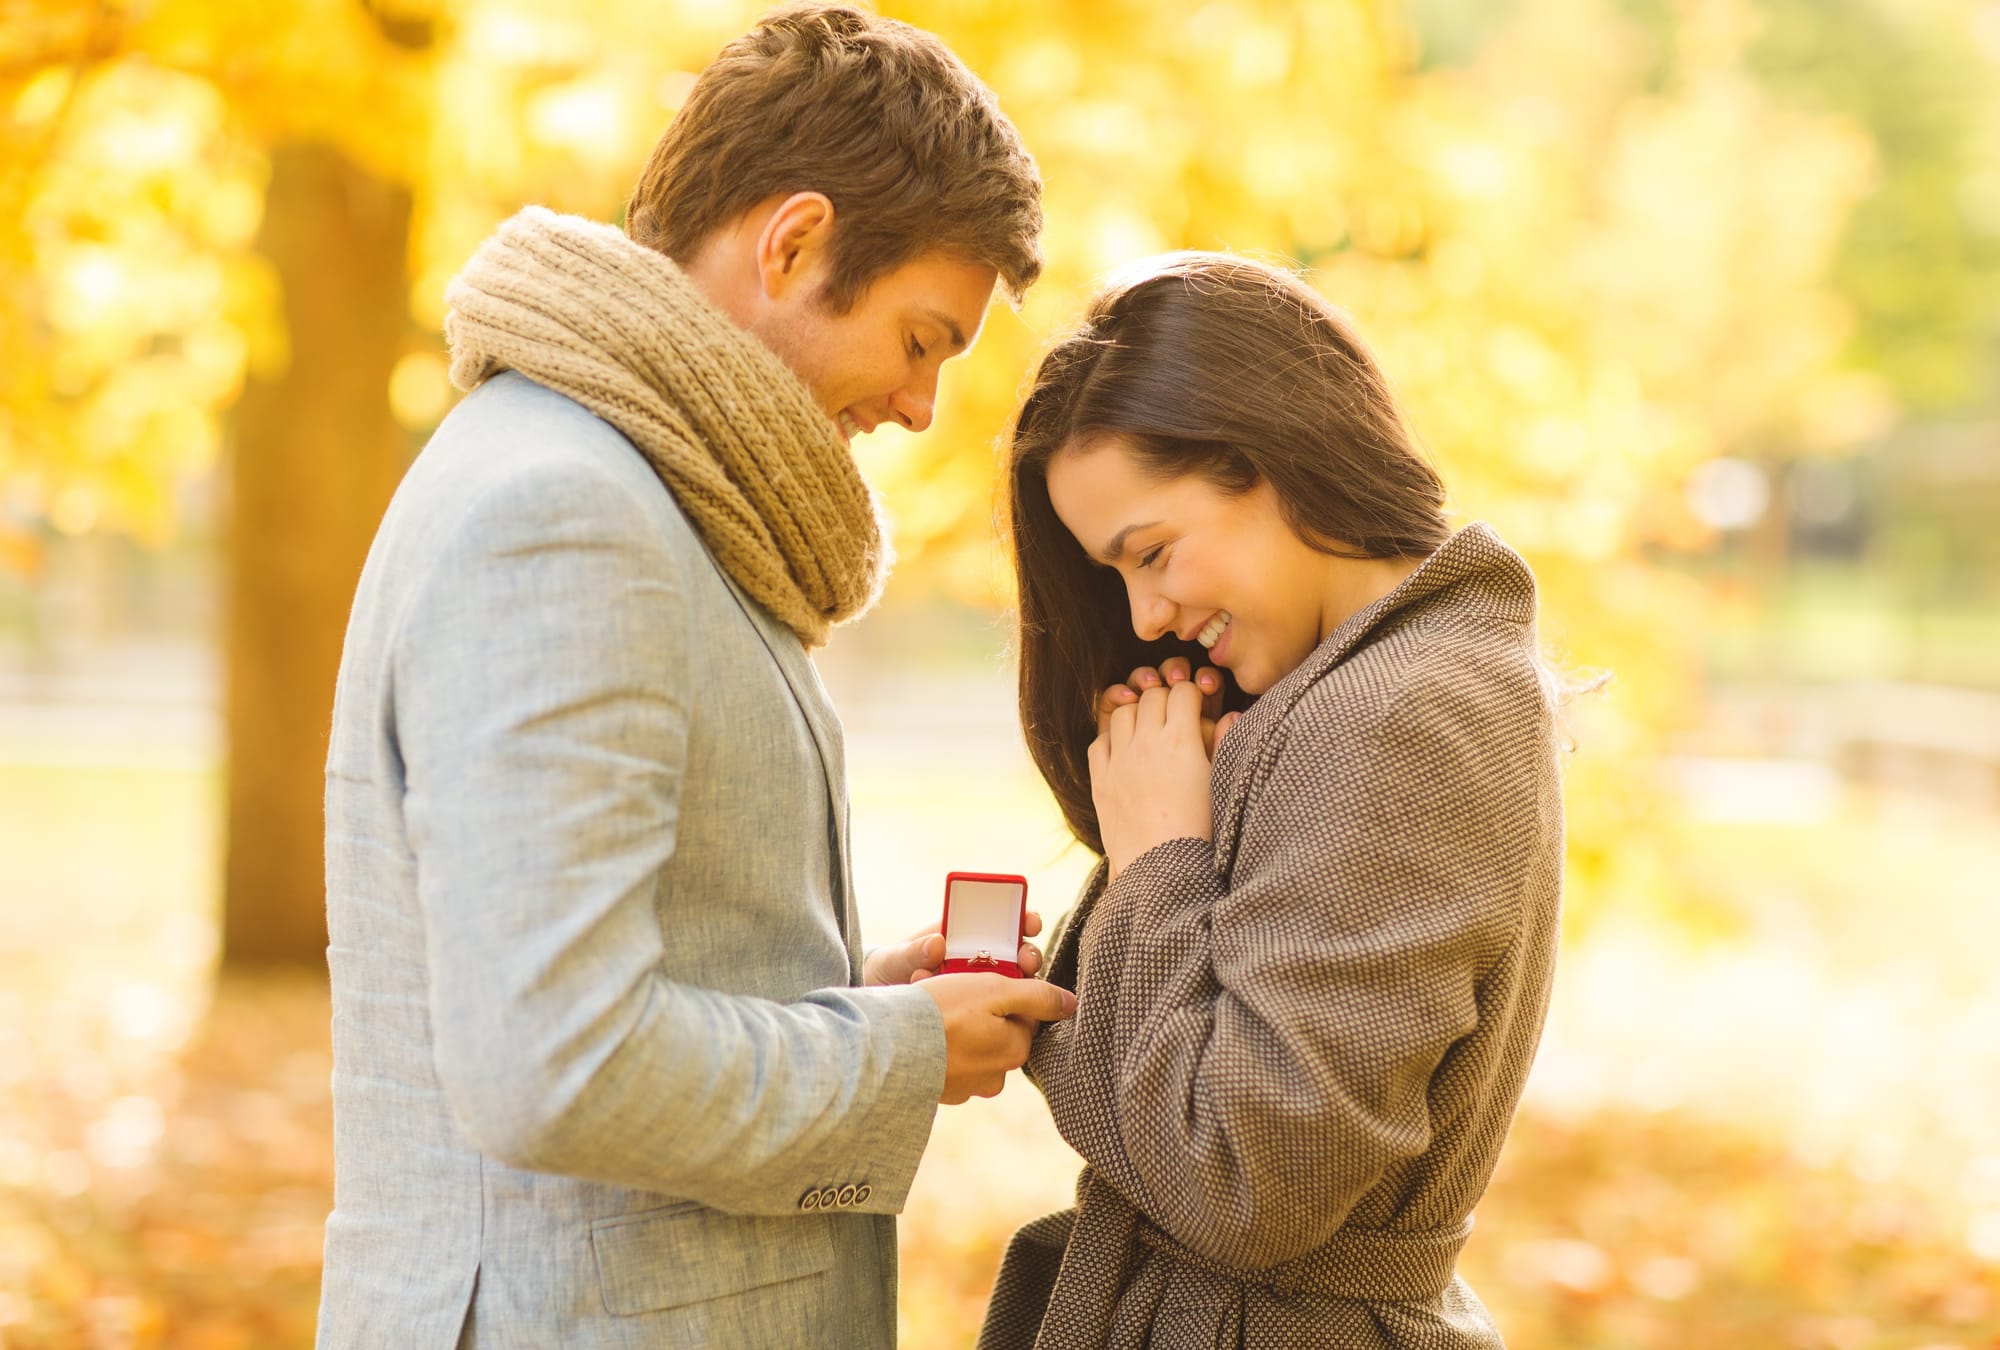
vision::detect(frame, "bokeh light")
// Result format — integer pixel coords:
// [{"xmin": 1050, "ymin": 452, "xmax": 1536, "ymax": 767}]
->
[{"xmin": 2, "ymin": 0, "xmax": 1997, "ymax": 1345}]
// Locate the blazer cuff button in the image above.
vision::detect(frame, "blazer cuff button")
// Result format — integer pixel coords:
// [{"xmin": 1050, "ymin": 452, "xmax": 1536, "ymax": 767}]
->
[
  {"xmin": 800, "ymin": 1189, "xmax": 821, "ymax": 1211},
  {"xmin": 855, "ymin": 1184, "xmax": 871, "ymax": 1205},
  {"xmin": 837, "ymin": 1185, "xmax": 858, "ymax": 1207},
  {"xmin": 818, "ymin": 1186, "xmax": 840, "ymax": 1210}
]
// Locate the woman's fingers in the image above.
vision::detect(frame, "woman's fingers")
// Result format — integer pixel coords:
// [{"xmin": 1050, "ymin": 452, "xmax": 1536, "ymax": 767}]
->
[
  {"xmin": 1102, "ymin": 668, "xmax": 1227, "ymax": 750},
  {"xmin": 1195, "ymin": 665, "xmax": 1224, "ymax": 720},
  {"xmin": 1154, "ymin": 658, "xmax": 1224, "ymax": 712},
  {"xmin": 1197, "ymin": 709, "xmax": 1243, "ymax": 756},
  {"xmin": 1105, "ymin": 698, "xmax": 1139, "ymax": 747},
  {"xmin": 1110, "ymin": 681, "xmax": 1208, "ymax": 737},
  {"xmin": 1095, "ymin": 682, "xmax": 1139, "ymax": 736},
  {"xmin": 1166, "ymin": 678, "xmax": 1206, "ymax": 728},
  {"xmin": 1133, "ymin": 682, "xmax": 1173, "ymax": 729}
]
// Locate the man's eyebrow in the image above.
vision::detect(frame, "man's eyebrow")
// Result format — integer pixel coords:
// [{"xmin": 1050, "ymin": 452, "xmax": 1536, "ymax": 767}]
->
[
  {"xmin": 1095, "ymin": 521, "xmax": 1161, "ymax": 565},
  {"xmin": 917, "ymin": 307, "xmax": 968, "ymax": 352}
]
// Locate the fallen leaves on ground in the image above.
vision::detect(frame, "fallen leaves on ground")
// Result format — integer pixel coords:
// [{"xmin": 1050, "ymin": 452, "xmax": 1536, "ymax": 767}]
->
[{"xmin": 0, "ymin": 971, "xmax": 1997, "ymax": 1347}]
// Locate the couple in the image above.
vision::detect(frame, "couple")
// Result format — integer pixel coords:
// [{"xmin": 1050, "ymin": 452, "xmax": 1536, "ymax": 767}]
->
[{"xmin": 317, "ymin": 6, "xmax": 1562, "ymax": 1348}]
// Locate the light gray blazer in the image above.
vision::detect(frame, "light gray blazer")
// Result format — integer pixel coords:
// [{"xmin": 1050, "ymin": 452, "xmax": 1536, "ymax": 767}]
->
[{"xmin": 317, "ymin": 371, "xmax": 946, "ymax": 1349}]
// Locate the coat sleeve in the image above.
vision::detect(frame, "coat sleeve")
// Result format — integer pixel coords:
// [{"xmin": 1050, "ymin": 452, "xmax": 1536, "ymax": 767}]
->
[
  {"xmin": 392, "ymin": 456, "xmax": 943, "ymax": 1214},
  {"xmin": 1025, "ymin": 662, "xmax": 1542, "ymax": 1268}
]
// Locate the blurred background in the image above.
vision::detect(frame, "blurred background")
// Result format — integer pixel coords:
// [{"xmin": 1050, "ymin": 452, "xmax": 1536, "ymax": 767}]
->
[{"xmin": 2, "ymin": 0, "xmax": 1998, "ymax": 1344}]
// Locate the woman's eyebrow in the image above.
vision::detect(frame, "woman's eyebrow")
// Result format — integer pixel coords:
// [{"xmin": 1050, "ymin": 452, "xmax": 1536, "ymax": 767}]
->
[{"xmin": 1096, "ymin": 520, "xmax": 1161, "ymax": 564}]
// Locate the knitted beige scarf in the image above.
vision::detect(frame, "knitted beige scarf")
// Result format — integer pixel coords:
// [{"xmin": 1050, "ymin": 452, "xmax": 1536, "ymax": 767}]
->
[{"xmin": 443, "ymin": 206, "xmax": 889, "ymax": 648}]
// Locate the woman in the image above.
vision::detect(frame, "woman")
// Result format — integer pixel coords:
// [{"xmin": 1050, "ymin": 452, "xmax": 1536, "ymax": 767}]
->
[{"xmin": 980, "ymin": 254, "xmax": 1563, "ymax": 1350}]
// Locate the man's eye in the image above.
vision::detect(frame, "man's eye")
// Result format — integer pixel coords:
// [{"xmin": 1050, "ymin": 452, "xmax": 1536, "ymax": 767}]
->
[{"xmin": 909, "ymin": 337, "xmax": 928, "ymax": 360}]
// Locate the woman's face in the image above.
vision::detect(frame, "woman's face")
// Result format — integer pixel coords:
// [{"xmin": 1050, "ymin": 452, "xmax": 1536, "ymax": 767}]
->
[{"xmin": 1044, "ymin": 436, "xmax": 1340, "ymax": 696}]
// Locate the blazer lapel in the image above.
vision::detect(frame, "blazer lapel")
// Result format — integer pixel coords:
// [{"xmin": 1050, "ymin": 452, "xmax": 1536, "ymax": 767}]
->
[{"xmin": 708, "ymin": 564, "xmax": 855, "ymax": 956}]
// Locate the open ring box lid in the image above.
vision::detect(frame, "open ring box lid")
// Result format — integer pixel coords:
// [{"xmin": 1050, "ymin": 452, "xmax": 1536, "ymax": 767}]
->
[{"xmin": 939, "ymin": 872, "xmax": 1027, "ymax": 978}]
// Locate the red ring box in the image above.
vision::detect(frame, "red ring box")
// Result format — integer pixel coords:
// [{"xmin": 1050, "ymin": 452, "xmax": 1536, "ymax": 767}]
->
[{"xmin": 938, "ymin": 872, "xmax": 1028, "ymax": 978}]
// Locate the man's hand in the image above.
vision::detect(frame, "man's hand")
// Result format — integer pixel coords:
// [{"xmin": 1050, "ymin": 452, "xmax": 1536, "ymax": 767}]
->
[
  {"xmin": 863, "ymin": 911, "xmax": 1046, "ymax": 986},
  {"xmin": 918, "ymin": 972, "xmax": 1077, "ymax": 1104},
  {"xmin": 1095, "ymin": 658, "xmax": 1241, "ymax": 755}
]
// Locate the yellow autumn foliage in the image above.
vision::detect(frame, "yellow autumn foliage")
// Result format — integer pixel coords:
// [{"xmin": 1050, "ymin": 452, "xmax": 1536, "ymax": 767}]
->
[{"xmin": 0, "ymin": 0, "xmax": 1951, "ymax": 923}]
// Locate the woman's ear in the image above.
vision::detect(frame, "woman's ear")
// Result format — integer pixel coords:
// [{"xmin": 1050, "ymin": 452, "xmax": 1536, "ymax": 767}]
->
[{"xmin": 754, "ymin": 191, "xmax": 836, "ymax": 301}]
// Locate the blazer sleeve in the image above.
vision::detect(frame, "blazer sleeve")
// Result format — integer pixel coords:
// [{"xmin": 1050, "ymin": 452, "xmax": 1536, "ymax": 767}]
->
[
  {"xmin": 1025, "ymin": 664, "xmax": 1541, "ymax": 1268},
  {"xmin": 392, "ymin": 457, "xmax": 944, "ymax": 1214}
]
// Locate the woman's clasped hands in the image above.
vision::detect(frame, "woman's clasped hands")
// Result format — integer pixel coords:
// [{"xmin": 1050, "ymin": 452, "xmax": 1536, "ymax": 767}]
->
[{"xmin": 1090, "ymin": 657, "xmax": 1243, "ymax": 879}]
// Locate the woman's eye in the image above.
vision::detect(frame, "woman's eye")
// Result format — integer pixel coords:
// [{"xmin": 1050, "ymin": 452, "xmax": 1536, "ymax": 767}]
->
[
  {"xmin": 1138, "ymin": 546, "xmax": 1165, "ymax": 570},
  {"xmin": 909, "ymin": 337, "xmax": 927, "ymax": 360}
]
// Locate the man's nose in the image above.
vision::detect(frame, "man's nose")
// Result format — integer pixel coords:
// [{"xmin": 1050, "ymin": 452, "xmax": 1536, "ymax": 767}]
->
[{"xmin": 889, "ymin": 368, "xmax": 938, "ymax": 434}]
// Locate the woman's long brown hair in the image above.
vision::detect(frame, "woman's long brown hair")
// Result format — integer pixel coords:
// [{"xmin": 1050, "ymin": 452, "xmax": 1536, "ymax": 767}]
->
[{"xmin": 1008, "ymin": 253, "xmax": 1451, "ymax": 856}]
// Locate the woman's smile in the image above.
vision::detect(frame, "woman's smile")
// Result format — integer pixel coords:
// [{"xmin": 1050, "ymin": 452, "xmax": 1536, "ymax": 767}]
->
[
  {"xmin": 1195, "ymin": 609, "xmax": 1232, "ymax": 650},
  {"xmin": 1200, "ymin": 612, "xmax": 1234, "ymax": 665},
  {"xmin": 1044, "ymin": 436, "xmax": 1344, "ymax": 694}
]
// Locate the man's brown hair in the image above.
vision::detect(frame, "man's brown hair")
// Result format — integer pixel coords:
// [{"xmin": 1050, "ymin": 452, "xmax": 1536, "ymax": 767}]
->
[{"xmin": 627, "ymin": 3, "xmax": 1043, "ymax": 310}]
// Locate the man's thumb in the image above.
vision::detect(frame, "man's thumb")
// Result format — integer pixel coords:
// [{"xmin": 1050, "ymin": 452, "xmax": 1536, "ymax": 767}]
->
[{"xmin": 1005, "ymin": 980, "xmax": 1077, "ymax": 1021}]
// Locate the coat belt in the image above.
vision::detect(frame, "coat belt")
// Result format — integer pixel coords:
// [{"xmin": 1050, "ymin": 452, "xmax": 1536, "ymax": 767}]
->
[{"xmin": 1134, "ymin": 1212, "xmax": 1474, "ymax": 1303}]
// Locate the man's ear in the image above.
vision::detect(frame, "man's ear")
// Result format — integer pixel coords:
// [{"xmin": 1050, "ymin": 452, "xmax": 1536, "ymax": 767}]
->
[{"xmin": 755, "ymin": 191, "xmax": 835, "ymax": 301}]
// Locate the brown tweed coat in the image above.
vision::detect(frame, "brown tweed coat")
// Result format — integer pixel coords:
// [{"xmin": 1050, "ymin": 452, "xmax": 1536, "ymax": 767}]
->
[{"xmin": 980, "ymin": 524, "xmax": 1563, "ymax": 1350}]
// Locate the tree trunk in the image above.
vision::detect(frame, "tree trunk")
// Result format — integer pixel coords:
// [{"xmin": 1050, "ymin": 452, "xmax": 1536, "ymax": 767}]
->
[{"xmin": 223, "ymin": 144, "xmax": 410, "ymax": 968}]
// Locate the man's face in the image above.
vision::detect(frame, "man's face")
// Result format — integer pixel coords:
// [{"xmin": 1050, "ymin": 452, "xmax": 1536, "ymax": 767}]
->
[{"xmin": 749, "ymin": 251, "xmax": 999, "ymax": 444}]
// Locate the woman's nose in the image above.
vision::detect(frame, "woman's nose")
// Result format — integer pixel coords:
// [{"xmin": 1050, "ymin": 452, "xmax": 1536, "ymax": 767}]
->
[{"xmin": 1128, "ymin": 586, "xmax": 1175, "ymax": 643}]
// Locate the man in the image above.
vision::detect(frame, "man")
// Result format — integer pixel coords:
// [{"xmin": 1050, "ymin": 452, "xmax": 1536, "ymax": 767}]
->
[{"xmin": 316, "ymin": 7, "xmax": 1071, "ymax": 1346}]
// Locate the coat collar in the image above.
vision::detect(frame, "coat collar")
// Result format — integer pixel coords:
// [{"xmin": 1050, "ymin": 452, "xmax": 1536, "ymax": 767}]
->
[{"xmin": 1207, "ymin": 522, "xmax": 1536, "ymax": 876}]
